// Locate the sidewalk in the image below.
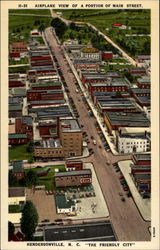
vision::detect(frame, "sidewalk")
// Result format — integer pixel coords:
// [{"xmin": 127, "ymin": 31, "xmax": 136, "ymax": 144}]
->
[{"xmin": 118, "ymin": 160, "xmax": 151, "ymax": 221}]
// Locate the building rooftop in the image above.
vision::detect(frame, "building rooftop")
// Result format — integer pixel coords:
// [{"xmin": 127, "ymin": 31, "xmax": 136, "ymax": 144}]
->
[
  {"xmin": 30, "ymin": 100, "xmax": 65, "ymax": 105},
  {"xmin": 98, "ymin": 98, "xmax": 136, "ymax": 109},
  {"xmin": 134, "ymin": 173, "xmax": 151, "ymax": 181},
  {"xmin": 11, "ymin": 87, "xmax": 26, "ymax": 97},
  {"xmin": 137, "ymin": 76, "xmax": 150, "ymax": 85},
  {"xmin": 12, "ymin": 161, "xmax": 24, "ymax": 172},
  {"xmin": 118, "ymin": 127, "xmax": 150, "ymax": 134},
  {"xmin": 32, "ymin": 82, "xmax": 61, "ymax": 88},
  {"xmin": 36, "ymin": 139, "xmax": 62, "ymax": 149},
  {"xmin": 136, "ymin": 96, "xmax": 150, "ymax": 104},
  {"xmin": 11, "ymin": 42, "xmax": 27, "ymax": 48},
  {"xmin": 60, "ymin": 119, "xmax": 81, "ymax": 132},
  {"xmin": 133, "ymin": 153, "xmax": 151, "ymax": 161},
  {"xmin": 9, "ymin": 187, "xmax": 25, "ymax": 197},
  {"xmin": 9, "ymin": 134, "xmax": 27, "ymax": 139},
  {"xmin": 105, "ymin": 111, "xmax": 150, "ymax": 127},
  {"xmin": 55, "ymin": 169, "xmax": 91, "ymax": 177},
  {"xmin": 55, "ymin": 194, "xmax": 75, "ymax": 209},
  {"xmin": 9, "ymin": 96, "xmax": 23, "ymax": 105},
  {"xmin": 130, "ymin": 88, "xmax": 150, "ymax": 94},
  {"xmin": 9, "ymin": 104, "xmax": 22, "ymax": 111},
  {"xmin": 44, "ymin": 221, "xmax": 117, "ymax": 241},
  {"xmin": 81, "ymin": 47, "xmax": 99, "ymax": 53}
]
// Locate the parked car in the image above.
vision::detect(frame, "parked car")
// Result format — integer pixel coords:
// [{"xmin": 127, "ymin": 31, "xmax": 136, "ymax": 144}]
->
[
  {"xmin": 41, "ymin": 219, "xmax": 50, "ymax": 223},
  {"xmin": 121, "ymin": 197, "xmax": 125, "ymax": 202}
]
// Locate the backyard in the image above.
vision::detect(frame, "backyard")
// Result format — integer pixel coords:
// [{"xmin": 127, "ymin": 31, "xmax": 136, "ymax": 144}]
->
[{"xmin": 9, "ymin": 144, "xmax": 34, "ymax": 162}]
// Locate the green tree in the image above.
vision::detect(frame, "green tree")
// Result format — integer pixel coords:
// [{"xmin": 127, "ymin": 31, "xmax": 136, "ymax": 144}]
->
[
  {"xmin": 26, "ymin": 140, "xmax": 34, "ymax": 153},
  {"xmin": 8, "ymin": 221, "xmax": 15, "ymax": 234},
  {"xmin": 51, "ymin": 18, "xmax": 68, "ymax": 39},
  {"xmin": 26, "ymin": 170, "xmax": 38, "ymax": 187},
  {"xmin": 20, "ymin": 201, "xmax": 38, "ymax": 240},
  {"xmin": 38, "ymin": 24, "xmax": 45, "ymax": 32}
]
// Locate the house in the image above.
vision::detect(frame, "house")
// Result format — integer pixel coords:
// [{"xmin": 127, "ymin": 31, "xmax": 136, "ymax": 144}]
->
[
  {"xmin": 136, "ymin": 55, "xmax": 150, "ymax": 63},
  {"xmin": 9, "ymin": 81, "xmax": 25, "ymax": 88},
  {"xmin": 112, "ymin": 23, "xmax": 122, "ymax": 27},
  {"xmin": 127, "ymin": 67, "xmax": 146, "ymax": 75},
  {"xmin": 11, "ymin": 42, "xmax": 28, "ymax": 53},
  {"xmin": 55, "ymin": 169, "xmax": 92, "ymax": 187},
  {"xmin": 8, "ymin": 187, "xmax": 26, "ymax": 224},
  {"xmin": 44, "ymin": 221, "xmax": 117, "ymax": 241},
  {"xmin": 55, "ymin": 194, "xmax": 76, "ymax": 214},
  {"xmin": 12, "ymin": 161, "xmax": 25, "ymax": 180}
]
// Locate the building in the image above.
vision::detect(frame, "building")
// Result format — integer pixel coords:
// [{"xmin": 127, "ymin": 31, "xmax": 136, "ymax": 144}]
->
[
  {"xmin": 132, "ymin": 153, "xmax": 151, "ymax": 166},
  {"xmin": 73, "ymin": 59, "xmax": 100, "ymax": 71},
  {"xmin": 136, "ymin": 55, "xmax": 150, "ymax": 63},
  {"xmin": 31, "ymin": 82, "xmax": 62, "ymax": 91},
  {"xmin": 8, "ymin": 187, "xmax": 26, "ymax": 224},
  {"xmin": 116, "ymin": 127, "xmax": 151, "ymax": 154},
  {"xmin": 27, "ymin": 89, "xmax": 64, "ymax": 102},
  {"xmin": 10, "ymin": 42, "xmax": 28, "ymax": 53},
  {"xmin": 132, "ymin": 172, "xmax": 151, "ymax": 194},
  {"xmin": 137, "ymin": 76, "xmax": 150, "ymax": 89},
  {"xmin": 34, "ymin": 119, "xmax": 83, "ymax": 158},
  {"xmin": 44, "ymin": 221, "xmax": 117, "ymax": 241},
  {"xmin": 66, "ymin": 161, "xmax": 83, "ymax": 171},
  {"xmin": 12, "ymin": 161, "xmax": 25, "ymax": 180},
  {"xmin": 9, "ymin": 52, "xmax": 21, "ymax": 61},
  {"xmin": 15, "ymin": 116, "xmax": 33, "ymax": 140},
  {"xmin": 104, "ymin": 111, "xmax": 150, "ymax": 134},
  {"xmin": 87, "ymin": 78, "xmax": 129, "ymax": 95},
  {"xmin": 102, "ymin": 51, "xmax": 113, "ymax": 60},
  {"xmin": 8, "ymin": 187, "xmax": 26, "ymax": 205},
  {"xmin": 80, "ymin": 47, "xmax": 101, "ymax": 61},
  {"xmin": 55, "ymin": 194, "xmax": 76, "ymax": 214},
  {"xmin": 9, "ymin": 81, "xmax": 25, "ymax": 88},
  {"xmin": 9, "ymin": 134, "xmax": 28, "ymax": 145},
  {"xmin": 112, "ymin": 23, "xmax": 122, "ymax": 27},
  {"xmin": 55, "ymin": 169, "xmax": 92, "ymax": 187},
  {"xmin": 97, "ymin": 98, "xmax": 137, "ymax": 113},
  {"xmin": 38, "ymin": 120, "xmax": 58, "ymax": 139},
  {"xmin": 127, "ymin": 67, "xmax": 146, "ymax": 76}
]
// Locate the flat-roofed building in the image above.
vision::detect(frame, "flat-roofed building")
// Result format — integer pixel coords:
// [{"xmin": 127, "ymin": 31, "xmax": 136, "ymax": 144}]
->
[
  {"xmin": 116, "ymin": 127, "xmax": 151, "ymax": 154},
  {"xmin": 80, "ymin": 47, "xmax": 101, "ymax": 60},
  {"xmin": 55, "ymin": 169, "xmax": 92, "ymax": 187},
  {"xmin": 34, "ymin": 118, "xmax": 83, "ymax": 158},
  {"xmin": 137, "ymin": 76, "xmax": 150, "ymax": 89},
  {"xmin": 97, "ymin": 98, "xmax": 137, "ymax": 113},
  {"xmin": 44, "ymin": 221, "xmax": 117, "ymax": 241},
  {"xmin": 66, "ymin": 161, "xmax": 83, "ymax": 171},
  {"xmin": 132, "ymin": 153, "xmax": 151, "ymax": 166},
  {"xmin": 10, "ymin": 42, "xmax": 28, "ymax": 53},
  {"xmin": 104, "ymin": 111, "xmax": 150, "ymax": 134},
  {"xmin": 31, "ymin": 81, "xmax": 61, "ymax": 90},
  {"xmin": 15, "ymin": 116, "xmax": 33, "ymax": 140}
]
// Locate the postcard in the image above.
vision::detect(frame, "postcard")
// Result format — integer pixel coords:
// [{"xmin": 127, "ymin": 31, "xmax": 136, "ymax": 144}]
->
[{"xmin": 1, "ymin": 0, "xmax": 159, "ymax": 249}]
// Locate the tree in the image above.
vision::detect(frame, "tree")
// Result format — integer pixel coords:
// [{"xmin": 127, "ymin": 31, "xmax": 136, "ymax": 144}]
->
[
  {"xmin": 26, "ymin": 140, "xmax": 34, "ymax": 153},
  {"xmin": 20, "ymin": 201, "xmax": 38, "ymax": 240},
  {"xmin": 8, "ymin": 221, "xmax": 15, "ymax": 234},
  {"xmin": 9, "ymin": 170, "xmax": 18, "ymax": 187},
  {"xmin": 38, "ymin": 24, "xmax": 45, "ymax": 32},
  {"xmin": 51, "ymin": 18, "xmax": 68, "ymax": 39},
  {"xmin": 25, "ymin": 170, "xmax": 38, "ymax": 187}
]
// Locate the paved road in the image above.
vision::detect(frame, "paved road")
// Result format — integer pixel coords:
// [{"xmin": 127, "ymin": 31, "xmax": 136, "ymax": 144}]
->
[
  {"xmin": 44, "ymin": 27, "xmax": 151, "ymax": 241},
  {"xmin": 50, "ymin": 10, "xmax": 139, "ymax": 67}
]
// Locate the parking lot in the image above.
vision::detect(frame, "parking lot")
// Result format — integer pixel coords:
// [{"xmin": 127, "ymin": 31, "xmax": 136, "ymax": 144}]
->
[{"xmin": 26, "ymin": 189, "xmax": 65, "ymax": 223}]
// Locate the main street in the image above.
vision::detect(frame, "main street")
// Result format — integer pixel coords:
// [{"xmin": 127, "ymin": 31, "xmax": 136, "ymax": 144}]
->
[{"xmin": 44, "ymin": 27, "xmax": 151, "ymax": 241}]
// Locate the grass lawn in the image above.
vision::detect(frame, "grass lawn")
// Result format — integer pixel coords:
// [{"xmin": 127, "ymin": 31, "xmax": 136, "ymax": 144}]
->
[
  {"xmin": 32, "ymin": 37, "xmax": 45, "ymax": 45},
  {"xmin": 9, "ymin": 14, "xmax": 52, "ymax": 43},
  {"xmin": 25, "ymin": 165, "xmax": 66, "ymax": 191},
  {"xmin": 9, "ymin": 57, "xmax": 29, "ymax": 66},
  {"xmin": 9, "ymin": 65, "xmax": 30, "ymax": 73},
  {"xmin": 101, "ymin": 64, "xmax": 133, "ymax": 72},
  {"xmin": 9, "ymin": 144, "xmax": 34, "ymax": 162},
  {"xmin": 56, "ymin": 9, "xmax": 150, "ymax": 56}
]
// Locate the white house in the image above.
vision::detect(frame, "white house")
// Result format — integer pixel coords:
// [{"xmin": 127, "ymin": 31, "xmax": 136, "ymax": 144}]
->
[{"xmin": 55, "ymin": 194, "xmax": 77, "ymax": 214}]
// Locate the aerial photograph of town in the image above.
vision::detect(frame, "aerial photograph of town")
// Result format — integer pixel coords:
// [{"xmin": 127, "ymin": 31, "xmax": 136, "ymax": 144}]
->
[{"xmin": 7, "ymin": 8, "xmax": 152, "ymax": 244}]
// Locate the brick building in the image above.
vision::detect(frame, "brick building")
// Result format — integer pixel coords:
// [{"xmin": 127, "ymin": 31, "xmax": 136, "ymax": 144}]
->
[
  {"xmin": 66, "ymin": 161, "xmax": 83, "ymax": 171},
  {"xmin": 9, "ymin": 134, "xmax": 28, "ymax": 145},
  {"xmin": 15, "ymin": 116, "xmax": 33, "ymax": 140},
  {"xmin": 55, "ymin": 169, "xmax": 92, "ymax": 187},
  {"xmin": 10, "ymin": 42, "xmax": 28, "ymax": 53},
  {"xmin": 80, "ymin": 47, "xmax": 101, "ymax": 61},
  {"xmin": 34, "ymin": 119, "xmax": 83, "ymax": 158},
  {"xmin": 136, "ymin": 76, "xmax": 150, "ymax": 89},
  {"xmin": 31, "ymin": 82, "xmax": 62, "ymax": 91},
  {"xmin": 27, "ymin": 89, "xmax": 64, "ymax": 102},
  {"xmin": 102, "ymin": 51, "xmax": 113, "ymax": 60}
]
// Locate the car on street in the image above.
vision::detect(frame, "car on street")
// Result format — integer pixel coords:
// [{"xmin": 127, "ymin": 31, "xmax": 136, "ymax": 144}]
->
[
  {"xmin": 121, "ymin": 197, "xmax": 126, "ymax": 202},
  {"xmin": 41, "ymin": 219, "xmax": 50, "ymax": 223}
]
